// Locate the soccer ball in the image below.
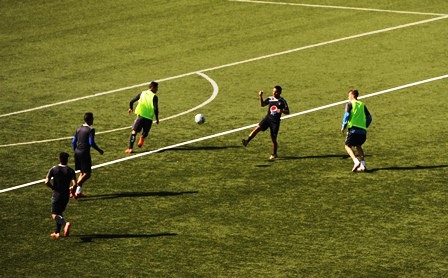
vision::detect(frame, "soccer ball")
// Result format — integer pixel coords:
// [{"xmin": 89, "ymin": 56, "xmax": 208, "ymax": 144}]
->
[{"xmin": 194, "ymin": 113, "xmax": 206, "ymax": 124}]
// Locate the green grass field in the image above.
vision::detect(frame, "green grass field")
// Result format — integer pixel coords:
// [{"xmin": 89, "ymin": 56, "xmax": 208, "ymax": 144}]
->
[{"xmin": 1, "ymin": 0, "xmax": 447, "ymax": 276}]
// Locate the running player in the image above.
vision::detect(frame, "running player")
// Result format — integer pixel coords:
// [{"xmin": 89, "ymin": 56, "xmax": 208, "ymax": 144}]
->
[
  {"xmin": 45, "ymin": 152, "xmax": 76, "ymax": 239},
  {"xmin": 242, "ymin": 85, "xmax": 290, "ymax": 160},
  {"xmin": 72, "ymin": 112, "xmax": 104, "ymax": 198},
  {"xmin": 341, "ymin": 89, "xmax": 372, "ymax": 172},
  {"xmin": 125, "ymin": 81, "xmax": 160, "ymax": 154}
]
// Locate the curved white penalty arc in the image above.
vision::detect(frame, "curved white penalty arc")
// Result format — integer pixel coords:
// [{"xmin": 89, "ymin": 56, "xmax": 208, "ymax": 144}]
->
[
  {"xmin": 1, "ymin": 74, "xmax": 446, "ymax": 194},
  {"xmin": 0, "ymin": 72, "xmax": 219, "ymax": 148},
  {"xmin": 162, "ymin": 72, "xmax": 219, "ymax": 121}
]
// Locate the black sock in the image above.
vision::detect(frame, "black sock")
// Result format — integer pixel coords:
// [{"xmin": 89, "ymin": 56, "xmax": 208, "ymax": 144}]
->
[
  {"xmin": 56, "ymin": 223, "xmax": 62, "ymax": 233},
  {"xmin": 129, "ymin": 134, "xmax": 136, "ymax": 149},
  {"xmin": 54, "ymin": 215, "xmax": 66, "ymax": 226}
]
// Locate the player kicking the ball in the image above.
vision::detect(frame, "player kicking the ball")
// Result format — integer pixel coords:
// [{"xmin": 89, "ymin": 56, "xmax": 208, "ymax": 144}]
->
[{"xmin": 242, "ymin": 85, "xmax": 290, "ymax": 160}]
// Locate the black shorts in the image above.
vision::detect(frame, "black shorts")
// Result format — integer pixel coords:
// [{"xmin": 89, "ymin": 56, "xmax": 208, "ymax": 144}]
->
[
  {"xmin": 132, "ymin": 115, "xmax": 153, "ymax": 137},
  {"xmin": 259, "ymin": 116, "xmax": 280, "ymax": 138},
  {"xmin": 75, "ymin": 151, "xmax": 92, "ymax": 173},
  {"xmin": 345, "ymin": 130, "xmax": 366, "ymax": 147},
  {"xmin": 52, "ymin": 193, "xmax": 69, "ymax": 215}
]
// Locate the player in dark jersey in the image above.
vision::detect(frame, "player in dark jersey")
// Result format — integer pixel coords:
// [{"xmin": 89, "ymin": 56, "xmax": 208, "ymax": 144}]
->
[
  {"xmin": 242, "ymin": 85, "xmax": 290, "ymax": 160},
  {"xmin": 71, "ymin": 112, "xmax": 104, "ymax": 198},
  {"xmin": 45, "ymin": 152, "xmax": 77, "ymax": 239}
]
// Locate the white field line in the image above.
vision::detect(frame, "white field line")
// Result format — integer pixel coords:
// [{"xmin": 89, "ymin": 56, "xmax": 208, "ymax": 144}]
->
[
  {"xmin": 1, "ymin": 15, "xmax": 447, "ymax": 119},
  {"xmin": 282, "ymin": 74, "xmax": 448, "ymax": 120},
  {"xmin": 0, "ymin": 72, "xmax": 219, "ymax": 148},
  {"xmin": 1, "ymin": 74, "xmax": 446, "ymax": 194},
  {"xmin": 0, "ymin": 71, "xmax": 205, "ymax": 119},
  {"xmin": 197, "ymin": 15, "xmax": 448, "ymax": 74},
  {"xmin": 230, "ymin": 0, "xmax": 448, "ymax": 16}
]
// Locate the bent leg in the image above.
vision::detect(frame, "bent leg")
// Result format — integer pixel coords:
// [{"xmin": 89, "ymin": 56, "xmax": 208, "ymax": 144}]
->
[
  {"xmin": 243, "ymin": 126, "xmax": 262, "ymax": 146},
  {"xmin": 77, "ymin": 172, "xmax": 91, "ymax": 187},
  {"xmin": 356, "ymin": 146, "xmax": 365, "ymax": 160},
  {"xmin": 249, "ymin": 126, "xmax": 261, "ymax": 139},
  {"xmin": 345, "ymin": 145, "xmax": 357, "ymax": 160}
]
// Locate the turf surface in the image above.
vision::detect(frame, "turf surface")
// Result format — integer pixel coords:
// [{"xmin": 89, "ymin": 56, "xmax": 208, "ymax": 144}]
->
[{"xmin": 1, "ymin": 0, "xmax": 447, "ymax": 276}]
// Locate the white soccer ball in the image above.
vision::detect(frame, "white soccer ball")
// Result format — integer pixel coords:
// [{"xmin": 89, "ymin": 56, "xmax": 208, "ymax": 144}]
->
[{"xmin": 194, "ymin": 113, "xmax": 205, "ymax": 124}]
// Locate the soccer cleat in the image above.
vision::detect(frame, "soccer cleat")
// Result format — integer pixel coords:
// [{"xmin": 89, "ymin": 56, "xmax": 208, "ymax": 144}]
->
[
  {"xmin": 352, "ymin": 161, "xmax": 361, "ymax": 172},
  {"xmin": 269, "ymin": 154, "xmax": 277, "ymax": 160},
  {"xmin": 358, "ymin": 161, "xmax": 367, "ymax": 172},
  {"xmin": 137, "ymin": 137, "xmax": 145, "ymax": 148},
  {"xmin": 64, "ymin": 222, "xmax": 71, "ymax": 237},
  {"xmin": 124, "ymin": 148, "xmax": 133, "ymax": 154},
  {"xmin": 74, "ymin": 193, "xmax": 87, "ymax": 199},
  {"xmin": 242, "ymin": 139, "xmax": 248, "ymax": 147},
  {"xmin": 50, "ymin": 232, "xmax": 60, "ymax": 239}
]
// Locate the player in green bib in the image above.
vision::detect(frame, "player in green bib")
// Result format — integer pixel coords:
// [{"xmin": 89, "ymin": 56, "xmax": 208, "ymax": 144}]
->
[
  {"xmin": 125, "ymin": 81, "xmax": 159, "ymax": 154},
  {"xmin": 341, "ymin": 89, "xmax": 372, "ymax": 172}
]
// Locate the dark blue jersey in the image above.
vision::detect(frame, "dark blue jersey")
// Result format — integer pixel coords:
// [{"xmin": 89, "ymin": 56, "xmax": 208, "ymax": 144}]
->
[
  {"xmin": 263, "ymin": 96, "xmax": 289, "ymax": 121},
  {"xmin": 72, "ymin": 124, "xmax": 101, "ymax": 153},
  {"xmin": 46, "ymin": 165, "xmax": 76, "ymax": 195}
]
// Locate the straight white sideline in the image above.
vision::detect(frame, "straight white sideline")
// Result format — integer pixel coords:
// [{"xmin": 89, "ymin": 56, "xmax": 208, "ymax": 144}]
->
[
  {"xmin": 230, "ymin": 0, "xmax": 448, "ymax": 16},
  {"xmin": 1, "ymin": 74, "xmax": 446, "ymax": 194},
  {"xmin": 1, "ymin": 14, "xmax": 447, "ymax": 119}
]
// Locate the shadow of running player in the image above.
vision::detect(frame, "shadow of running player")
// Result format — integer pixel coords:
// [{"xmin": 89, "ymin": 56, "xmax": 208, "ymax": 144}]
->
[
  {"xmin": 76, "ymin": 191, "xmax": 198, "ymax": 201},
  {"xmin": 75, "ymin": 232, "xmax": 177, "ymax": 243},
  {"xmin": 368, "ymin": 164, "xmax": 448, "ymax": 172}
]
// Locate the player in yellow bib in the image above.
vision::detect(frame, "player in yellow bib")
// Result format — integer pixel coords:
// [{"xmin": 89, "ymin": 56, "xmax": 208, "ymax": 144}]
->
[
  {"xmin": 125, "ymin": 81, "xmax": 159, "ymax": 154},
  {"xmin": 341, "ymin": 89, "xmax": 372, "ymax": 172}
]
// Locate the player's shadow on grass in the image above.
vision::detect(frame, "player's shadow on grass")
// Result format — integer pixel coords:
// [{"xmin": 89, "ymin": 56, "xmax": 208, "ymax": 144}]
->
[
  {"xmin": 369, "ymin": 164, "xmax": 448, "ymax": 172},
  {"xmin": 255, "ymin": 154, "xmax": 350, "ymax": 167},
  {"xmin": 75, "ymin": 232, "xmax": 177, "ymax": 243},
  {"xmin": 77, "ymin": 191, "xmax": 198, "ymax": 201},
  {"xmin": 164, "ymin": 145, "xmax": 241, "ymax": 152},
  {"xmin": 279, "ymin": 154, "xmax": 350, "ymax": 160}
]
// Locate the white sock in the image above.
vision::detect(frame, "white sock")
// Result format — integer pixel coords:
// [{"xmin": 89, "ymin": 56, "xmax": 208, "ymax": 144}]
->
[
  {"xmin": 76, "ymin": 186, "xmax": 82, "ymax": 194},
  {"xmin": 353, "ymin": 158, "xmax": 360, "ymax": 165},
  {"xmin": 361, "ymin": 160, "xmax": 366, "ymax": 167}
]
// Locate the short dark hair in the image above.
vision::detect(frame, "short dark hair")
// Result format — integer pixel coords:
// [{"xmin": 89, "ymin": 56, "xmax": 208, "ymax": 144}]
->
[
  {"xmin": 349, "ymin": 89, "xmax": 359, "ymax": 99},
  {"xmin": 84, "ymin": 112, "xmax": 94, "ymax": 123},
  {"xmin": 149, "ymin": 81, "xmax": 158, "ymax": 89},
  {"xmin": 59, "ymin": 152, "xmax": 69, "ymax": 165},
  {"xmin": 274, "ymin": 85, "xmax": 282, "ymax": 94}
]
